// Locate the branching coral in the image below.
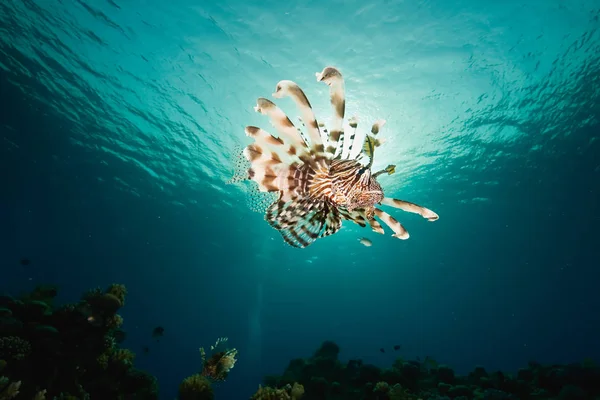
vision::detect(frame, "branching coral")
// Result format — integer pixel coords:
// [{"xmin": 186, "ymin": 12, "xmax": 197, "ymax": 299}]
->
[
  {"xmin": 0, "ymin": 337, "xmax": 31, "ymax": 361},
  {"xmin": 389, "ymin": 384, "xmax": 422, "ymax": 400},
  {"xmin": 178, "ymin": 374, "xmax": 214, "ymax": 400},
  {"xmin": 97, "ymin": 348, "xmax": 135, "ymax": 370},
  {"xmin": 251, "ymin": 382, "xmax": 304, "ymax": 400},
  {"xmin": 0, "ymin": 377, "xmax": 21, "ymax": 400},
  {"xmin": 105, "ymin": 314, "xmax": 123, "ymax": 329},
  {"xmin": 106, "ymin": 284, "xmax": 127, "ymax": 306},
  {"xmin": 0, "ymin": 284, "xmax": 157, "ymax": 399}
]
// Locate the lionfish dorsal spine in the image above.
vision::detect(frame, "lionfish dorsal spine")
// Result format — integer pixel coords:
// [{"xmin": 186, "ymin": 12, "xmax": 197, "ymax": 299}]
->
[
  {"xmin": 315, "ymin": 66, "xmax": 346, "ymax": 158},
  {"xmin": 272, "ymin": 80, "xmax": 327, "ymax": 158},
  {"xmin": 254, "ymin": 98, "xmax": 307, "ymax": 152},
  {"xmin": 346, "ymin": 116, "xmax": 359, "ymax": 160}
]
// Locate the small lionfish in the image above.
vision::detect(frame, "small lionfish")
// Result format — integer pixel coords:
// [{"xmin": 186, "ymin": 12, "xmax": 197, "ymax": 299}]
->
[{"xmin": 233, "ymin": 66, "xmax": 439, "ymax": 248}]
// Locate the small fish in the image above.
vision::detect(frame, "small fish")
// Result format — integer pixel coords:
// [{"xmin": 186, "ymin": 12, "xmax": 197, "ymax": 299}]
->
[
  {"xmin": 380, "ymin": 348, "xmax": 385, "ymax": 353},
  {"xmin": 87, "ymin": 315, "xmax": 103, "ymax": 327},
  {"xmin": 143, "ymin": 345, "xmax": 150, "ymax": 354},
  {"xmin": 20, "ymin": 258, "xmax": 31, "ymax": 266},
  {"xmin": 359, "ymin": 238, "xmax": 372, "ymax": 247},
  {"xmin": 393, "ymin": 345, "xmax": 401, "ymax": 351},
  {"xmin": 152, "ymin": 326, "xmax": 164, "ymax": 339}
]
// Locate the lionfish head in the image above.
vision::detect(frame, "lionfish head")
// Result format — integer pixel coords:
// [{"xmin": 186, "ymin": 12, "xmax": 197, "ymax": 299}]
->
[{"xmin": 347, "ymin": 174, "xmax": 384, "ymax": 212}]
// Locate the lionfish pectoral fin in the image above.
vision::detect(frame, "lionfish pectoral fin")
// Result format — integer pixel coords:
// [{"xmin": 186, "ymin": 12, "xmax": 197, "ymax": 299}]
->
[
  {"xmin": 319, "ymin": 206, "xmax": 343, "ymax": 238},
  {"xmin": 339, "ymin": 208, "xmax": 368, "ymax": 228},
  {"xmin": 243, "ymin": 128, "xmax": 309, "ymax": 196},
  {"xmin": 367, "ymin": 217, "xmax": 385, "ymax": 234},
  {"xmin": 374, "ymin": 208, "xmax": 410, "ymax": 240},
  {"xmin": 266, "ymin": 198, "xmax": 330, "ymax": 248},
  {"xmin": 381, "ymin": 198, "xmax": 439, "ymax": 221}
]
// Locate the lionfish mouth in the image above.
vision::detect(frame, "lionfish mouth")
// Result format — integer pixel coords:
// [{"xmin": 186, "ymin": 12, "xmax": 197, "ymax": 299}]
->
[{"xmin": 232, "ymin": 66, "xmax": 439, "ymax": 248}]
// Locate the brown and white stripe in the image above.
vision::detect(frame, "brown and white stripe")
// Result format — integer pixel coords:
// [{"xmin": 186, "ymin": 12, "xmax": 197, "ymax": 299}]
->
[
  {"xmin": 272, "ymin": 80, "xmax": 325, "ymax": 155},
  {"xmin": 316, "ymin": 66, "xmax": 345, "ymax": 157},
  {"xmin": 381, "ymin": 198, "xmax": 439, "ymax": 221},
  {"xmin": 254, "ymin": 98, "xmax": 308, "ymax": 152},
  {"xmin": 346, "ymin": 116, "xmax": 359, "ymax": 158},
  {"xmin": 373, "ymin": 208, "xmax": 410, "ymax": 239}
]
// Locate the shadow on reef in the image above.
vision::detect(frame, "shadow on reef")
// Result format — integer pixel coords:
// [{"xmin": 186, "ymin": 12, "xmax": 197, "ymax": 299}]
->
[{"xmin": 255, "ymin": 340, "xmax": 600, "ymax": 400}]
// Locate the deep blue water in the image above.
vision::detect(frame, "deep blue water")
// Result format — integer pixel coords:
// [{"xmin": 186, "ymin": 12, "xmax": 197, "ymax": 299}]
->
[{"xmin": 1, "ymin": 0, "xmax": 599, "ymax": 398}]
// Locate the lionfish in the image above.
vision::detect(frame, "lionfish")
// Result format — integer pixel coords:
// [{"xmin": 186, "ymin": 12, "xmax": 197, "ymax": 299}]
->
[{"xmin": 232, "ymin": 66, "xmax": 439, "ymax": 248}]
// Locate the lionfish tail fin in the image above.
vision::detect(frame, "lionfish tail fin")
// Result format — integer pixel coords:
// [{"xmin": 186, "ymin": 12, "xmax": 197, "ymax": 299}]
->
[
  {"xmin": 266, "ymin": 199, "xmax": 339, "ymax": 248},
  {"xmin": 381, "ymin": 198, "xmax": 439, "ymax": 221},
  {"xmin": 340, "ymin": 208, "xmax": 385, "ymax": 234},
  {"xmin": 316, "ymin": 66, "xmax": 346, "ymax": 158}
]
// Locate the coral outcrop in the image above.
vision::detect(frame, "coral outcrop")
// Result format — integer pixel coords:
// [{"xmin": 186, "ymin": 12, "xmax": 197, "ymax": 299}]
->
[
  {"xmin": 179, "ymin": 374, "xmax": 214, "ymax": 400},
  {"xmin": 0, "ymin": 284, "xmax": 157, "ymax": 399},
  {"xmin": 257, "ymin": 340, "xmax": 600, "ymax": 400}
]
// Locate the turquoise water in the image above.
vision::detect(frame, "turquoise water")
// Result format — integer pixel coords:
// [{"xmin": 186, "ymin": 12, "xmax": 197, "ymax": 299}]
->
[{"xmin": 1, "ymin": 0, "xmax": 599, "ymax": 398}]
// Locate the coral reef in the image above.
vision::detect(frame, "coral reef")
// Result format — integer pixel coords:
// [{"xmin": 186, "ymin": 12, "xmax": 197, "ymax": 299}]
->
[
  {"xmin": 179, "ymin": 374, "xmax": 214, "ymax": 400},
  {"xmin": 0, "ymin": 284, "xmax": 157, "ymax": 399},
  {"xmin": 176, "ymin": 337, "xmax": 239, "ymax": 399},
  {"xmin": 251, "ymin": 382, "xmax": 304, "ymax": 400},
  {"xmin": 258, "ymin": 340, "xmax": 600, "ymax": 400}
]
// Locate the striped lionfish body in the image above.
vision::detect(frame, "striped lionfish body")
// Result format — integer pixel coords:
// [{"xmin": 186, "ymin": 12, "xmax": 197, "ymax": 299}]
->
[{"xmin": 239, "ymin": 66, "xmax": 439, "ymax": 248}]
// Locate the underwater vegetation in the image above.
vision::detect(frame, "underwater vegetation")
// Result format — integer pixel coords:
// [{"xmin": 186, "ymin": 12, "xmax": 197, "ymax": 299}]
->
[
  {"xmin": 231, "ymin": 66, "xmax": 438, "ymax": 248},
  {"xmin": 3, "ymin": 284, "xmax": 598, "ymax": 399},
  {"xmin": 255, "ymin": 340, "xmax": 600, "ymax": 400},
  {"xmin": 0, "ymin": 283, "xmax": 158, "ymax": 399},
  {"xmin": 0, "ymin": 284, "xmax": 240, "ymax": 400}
]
